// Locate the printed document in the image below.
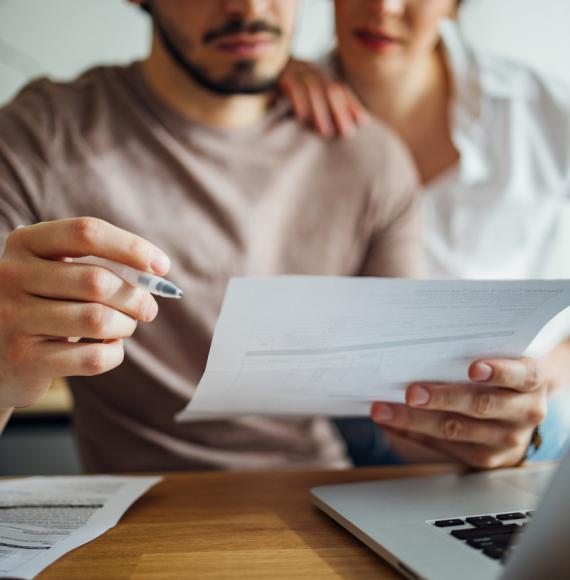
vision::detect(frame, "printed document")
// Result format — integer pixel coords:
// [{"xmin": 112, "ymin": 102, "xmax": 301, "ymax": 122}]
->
[
  {"xmin": 0, "ymin": 476, "xmax": 160, "ymax": 579},
  {"xmin": 177, "ymin": 277, "xmax": 570, "ymax": 420}
]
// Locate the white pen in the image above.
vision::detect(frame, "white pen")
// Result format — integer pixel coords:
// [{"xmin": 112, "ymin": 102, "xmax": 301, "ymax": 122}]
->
[{"xmin": 73, "ymin": 256, "xmax": 184, "ymax": 299}]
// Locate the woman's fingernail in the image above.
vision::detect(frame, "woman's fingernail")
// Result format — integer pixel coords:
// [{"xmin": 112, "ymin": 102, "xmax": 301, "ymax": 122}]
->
[
  {"xmin": 374, "ymin": 404, "xmax": 395, "ymax": 423},
  {"xmin": 151, "ymin": 251, "xmax": 171, "ymax": 275},
  {"xmin": 409, "ymin": 385, "xmax": 430, "ymax": 406},
  {"xmin": 472, "ymin": 362, "xmax": 493, "ymax": 382}
]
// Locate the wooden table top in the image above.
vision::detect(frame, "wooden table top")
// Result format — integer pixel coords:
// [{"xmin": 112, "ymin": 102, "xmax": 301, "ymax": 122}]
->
[{"xmin": 39, "ymin": 464, "xmax": 459, "ymax": 579}]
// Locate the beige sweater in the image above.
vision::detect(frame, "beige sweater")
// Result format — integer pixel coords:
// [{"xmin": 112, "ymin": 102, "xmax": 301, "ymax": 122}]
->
[{"xmin": 0, "ymin": 63, "xmax": 420, "ymax": 472}]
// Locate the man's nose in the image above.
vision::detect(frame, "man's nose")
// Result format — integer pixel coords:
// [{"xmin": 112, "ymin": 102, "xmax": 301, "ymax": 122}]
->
[{"xmin": 222, "ymin": 0, "xmax": 273, "ymax": 20}]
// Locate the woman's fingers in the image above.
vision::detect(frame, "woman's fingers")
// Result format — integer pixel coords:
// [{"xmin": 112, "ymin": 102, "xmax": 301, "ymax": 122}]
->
[
  {"xmin": 279, "ymin": 59, "xmax": 360, "ymax": 138},
  {"xmin": 326, "ymin": 82, "xmax": 358, "ymax": 137},
  {"xmin": 280, "ymin": 75, "xmax": 311, "ymax": 123},
  {"xmin": 306, "ymin": 80, "xmax": 336, "ymax": 138}
]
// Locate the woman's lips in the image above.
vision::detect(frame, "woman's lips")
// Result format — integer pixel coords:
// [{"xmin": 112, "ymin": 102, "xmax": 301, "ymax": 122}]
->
[{"xmin": 354, "ymin": 29, "xmax": 403, "ymax": 52}]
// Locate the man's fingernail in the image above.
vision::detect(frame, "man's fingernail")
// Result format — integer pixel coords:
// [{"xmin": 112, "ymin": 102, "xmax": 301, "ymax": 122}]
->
[
  {"xmin": 374, "ymin": 404, "xmax": 395, "ymax": 423},
  {"xmin": 151, "ymin": 251, "xmax": 171, "ymax": 274},
  {"xmin": 409, "ymin": 385, "xmax": 430, "ymax": 406},
  {"xmin": 472, "ymin": 362, "xmax": 493, "ymax": 382},
  {"xmin": 146, "ymin": 300, "xmax": 159, "ymax": 322}
]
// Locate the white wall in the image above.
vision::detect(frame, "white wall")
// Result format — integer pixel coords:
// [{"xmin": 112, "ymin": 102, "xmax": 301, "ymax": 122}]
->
[
  {"xmin": 0, "ymin": 0, "xmax": 569, "ymax": 105},
  {"xmin": 0, "ymin": 0, "xmax": 150, "ymax": 104},
  {"xmin": 459, "ymin": 0, "xmax": 570, "ymax": 83}
]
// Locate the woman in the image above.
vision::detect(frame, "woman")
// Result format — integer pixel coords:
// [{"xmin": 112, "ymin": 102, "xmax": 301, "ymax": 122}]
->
[{"xmin": 281, "ymin": 0, "xmax": 570, "ymax": 468}]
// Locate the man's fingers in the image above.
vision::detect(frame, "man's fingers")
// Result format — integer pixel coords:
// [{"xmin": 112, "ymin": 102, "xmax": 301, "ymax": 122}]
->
[
  {"xmin": 10, "ymin": 218, "xmax": 170, "ymax": 275},
  {"xmin": 469, "ymin": 357, "xmax": 546, "ymax": 393},
  {"xmin": 21, "ymin": 259, "xmax": 158, "ymax": 322},
  {"xmin": 371, "ymin": 403, "xmax": 531, "ymax": 449},
  {"xmin": 388, "ymin": 428, "xmax": 522, "ymax": 470},
  {"xmin": 36, "ymin": 339, "xmax": 125, "ymax": 378},
  {"xmin": 23, "ymin": 297, "xmax": 138, "ymax": 340},
  {"xmin": 405, "ymin": 382, "xmax": 547, "ymax": 424}
]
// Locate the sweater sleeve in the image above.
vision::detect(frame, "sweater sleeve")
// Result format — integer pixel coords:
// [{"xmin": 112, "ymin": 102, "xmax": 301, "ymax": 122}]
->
[
  {"xmin": 358, "ymin": 124, "xmax": 424, "ymax": 279},
  {"xmin": 0, "ymin": 79, "xmax": 61, "ymax": 250}
]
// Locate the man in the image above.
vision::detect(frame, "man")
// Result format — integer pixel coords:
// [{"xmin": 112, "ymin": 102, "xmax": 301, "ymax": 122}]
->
[{"xmin": 0, "ymin": 0, "xmax": 420, "ymax": 472}]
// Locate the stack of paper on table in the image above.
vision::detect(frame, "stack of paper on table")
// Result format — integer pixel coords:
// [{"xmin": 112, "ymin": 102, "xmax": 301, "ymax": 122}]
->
[
  {"xmin": 0, "ymin": 476, "xmax": 160, "ymax": 579},
  {"xmin": 177, "ymin": 277, "xmax": 570, "ymax": 421}
]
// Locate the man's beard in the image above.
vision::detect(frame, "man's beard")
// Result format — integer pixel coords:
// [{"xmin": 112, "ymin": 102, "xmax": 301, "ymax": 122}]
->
[{"xmin": 145, "ymin": 2, "xmax": 285, "ymax": 96}]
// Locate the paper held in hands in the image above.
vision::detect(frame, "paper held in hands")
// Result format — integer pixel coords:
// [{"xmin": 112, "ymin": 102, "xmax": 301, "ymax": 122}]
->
[{"xmin": 176, "ymin": 277, "xmax": 570, "ymax": 421}]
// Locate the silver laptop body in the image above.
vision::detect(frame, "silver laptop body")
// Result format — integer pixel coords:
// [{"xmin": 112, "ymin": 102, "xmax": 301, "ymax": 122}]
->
[{"xmin": 312, "ymin": 449, "xmax": 570, "ymax": 580}]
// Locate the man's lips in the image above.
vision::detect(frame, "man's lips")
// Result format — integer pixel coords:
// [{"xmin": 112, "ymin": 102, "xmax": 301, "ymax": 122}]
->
[
  {"xmin": 354, "ymin": 28, "xmax": 403, "ymax": 52},
  {"xmin": 215, "ymin": 33, "xmax": 277, "ymax": 57}
]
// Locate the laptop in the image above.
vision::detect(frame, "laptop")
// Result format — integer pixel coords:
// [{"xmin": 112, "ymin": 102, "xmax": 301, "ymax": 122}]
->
[{"xmin": 311, "ymin": 448, "xmax": 570, "ymax": 580}]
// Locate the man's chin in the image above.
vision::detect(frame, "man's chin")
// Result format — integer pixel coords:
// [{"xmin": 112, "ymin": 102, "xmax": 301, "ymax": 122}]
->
[
  {"xmin": 210, "ymin": 78, "xmax": 279, "ymax": 96},
  {"xmin": 191, "ymin": 66, "xmax": 282, "ymax": 96}
]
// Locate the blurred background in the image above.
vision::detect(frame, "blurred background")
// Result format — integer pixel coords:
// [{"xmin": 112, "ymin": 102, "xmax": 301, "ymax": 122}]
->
[
  {"xmin": 0, "ymin": 0, "xmax": 569, "ymax": 475},
  {"xmin": 1, "ymin": 0, "xmax": 570, "ymax": 105}
]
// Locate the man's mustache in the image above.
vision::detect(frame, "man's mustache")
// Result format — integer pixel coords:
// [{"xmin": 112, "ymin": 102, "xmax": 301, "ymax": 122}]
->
[{"xmin": 204, "ymin": 19, "xmax": 283, "ymax": 44}]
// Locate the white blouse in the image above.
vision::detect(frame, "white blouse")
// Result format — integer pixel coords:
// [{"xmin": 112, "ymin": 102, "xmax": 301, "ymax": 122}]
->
[{"xmin": 424, "ymin": 21, "xmax": 570, "ymax": 355}]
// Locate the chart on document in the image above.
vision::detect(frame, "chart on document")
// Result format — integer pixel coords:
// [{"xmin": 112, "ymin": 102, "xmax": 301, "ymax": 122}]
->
[{"xmin": 177, "ymin": 277, "xmax": 570, "ymax": 420}]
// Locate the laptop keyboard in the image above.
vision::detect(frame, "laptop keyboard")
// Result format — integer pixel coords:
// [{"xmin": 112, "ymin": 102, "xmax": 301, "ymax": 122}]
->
[{"xmin": 429, "ymin": 511, "xmax": 533, "ymax": 563}]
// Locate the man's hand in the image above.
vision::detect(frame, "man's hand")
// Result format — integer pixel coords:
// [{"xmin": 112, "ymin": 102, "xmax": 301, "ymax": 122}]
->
[
  {"xmin": 371, "ymin": 358, "xmax": 548, "ymax": 469},
  {"xmin": 0, "ymin": 218, "xmax": 170, "ymax": 412}
]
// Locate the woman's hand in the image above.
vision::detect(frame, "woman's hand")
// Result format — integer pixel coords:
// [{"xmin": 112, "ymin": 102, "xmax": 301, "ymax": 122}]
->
[
  {"xmin": 371, "ymin": 357, "xmax": 549, "ymax": 469},
  {"xmin": 279, "ymin": 59, "xmax": 368, "ymax": 139}
]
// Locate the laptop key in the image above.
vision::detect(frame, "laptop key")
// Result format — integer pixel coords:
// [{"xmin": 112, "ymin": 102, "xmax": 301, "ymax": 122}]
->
[
  {"xmin": 434, "ymin": 519, "xmax": 465, "ymax": 527},
  {"xmin": 496, "ymin": 512, "xmax": 526, "ymax": 521},
  {"xmin": 483, "ymin": 546, "xmax": 506, "ymax": 560},
  {"xmin": 451, "ymin": 524, "xmax": 519, "ymax": 540},
  {"xmin": 467, "ymin": 534, "xmax": 515, "ymax": 549},
  {"xmin": 465, "ymin": 515, "xmax": 500, "ymax": 527},
  {"xmin": 467, "ymin": 539, "xmax": 495, "ymax": 550}
]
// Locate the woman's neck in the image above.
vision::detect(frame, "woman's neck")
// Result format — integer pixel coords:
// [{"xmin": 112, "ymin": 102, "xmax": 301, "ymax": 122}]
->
[
  {"xmin": 346, "ymin": 49, "xmax": 447, "ymax": 133},
  {"xmin": 342, "ymin": 48, "xmax": 458, "ymax": 184}
]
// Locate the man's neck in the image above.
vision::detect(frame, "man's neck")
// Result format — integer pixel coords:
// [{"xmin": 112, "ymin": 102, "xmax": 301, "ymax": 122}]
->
[{"xmin": 142, "ymin": 45, "xmax": 275, "ymax": 130}]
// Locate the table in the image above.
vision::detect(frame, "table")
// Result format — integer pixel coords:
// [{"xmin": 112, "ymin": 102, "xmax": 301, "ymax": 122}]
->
[{"xmin": 39, "ymin": 464, "xmax": 459, "ymax": 579}]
